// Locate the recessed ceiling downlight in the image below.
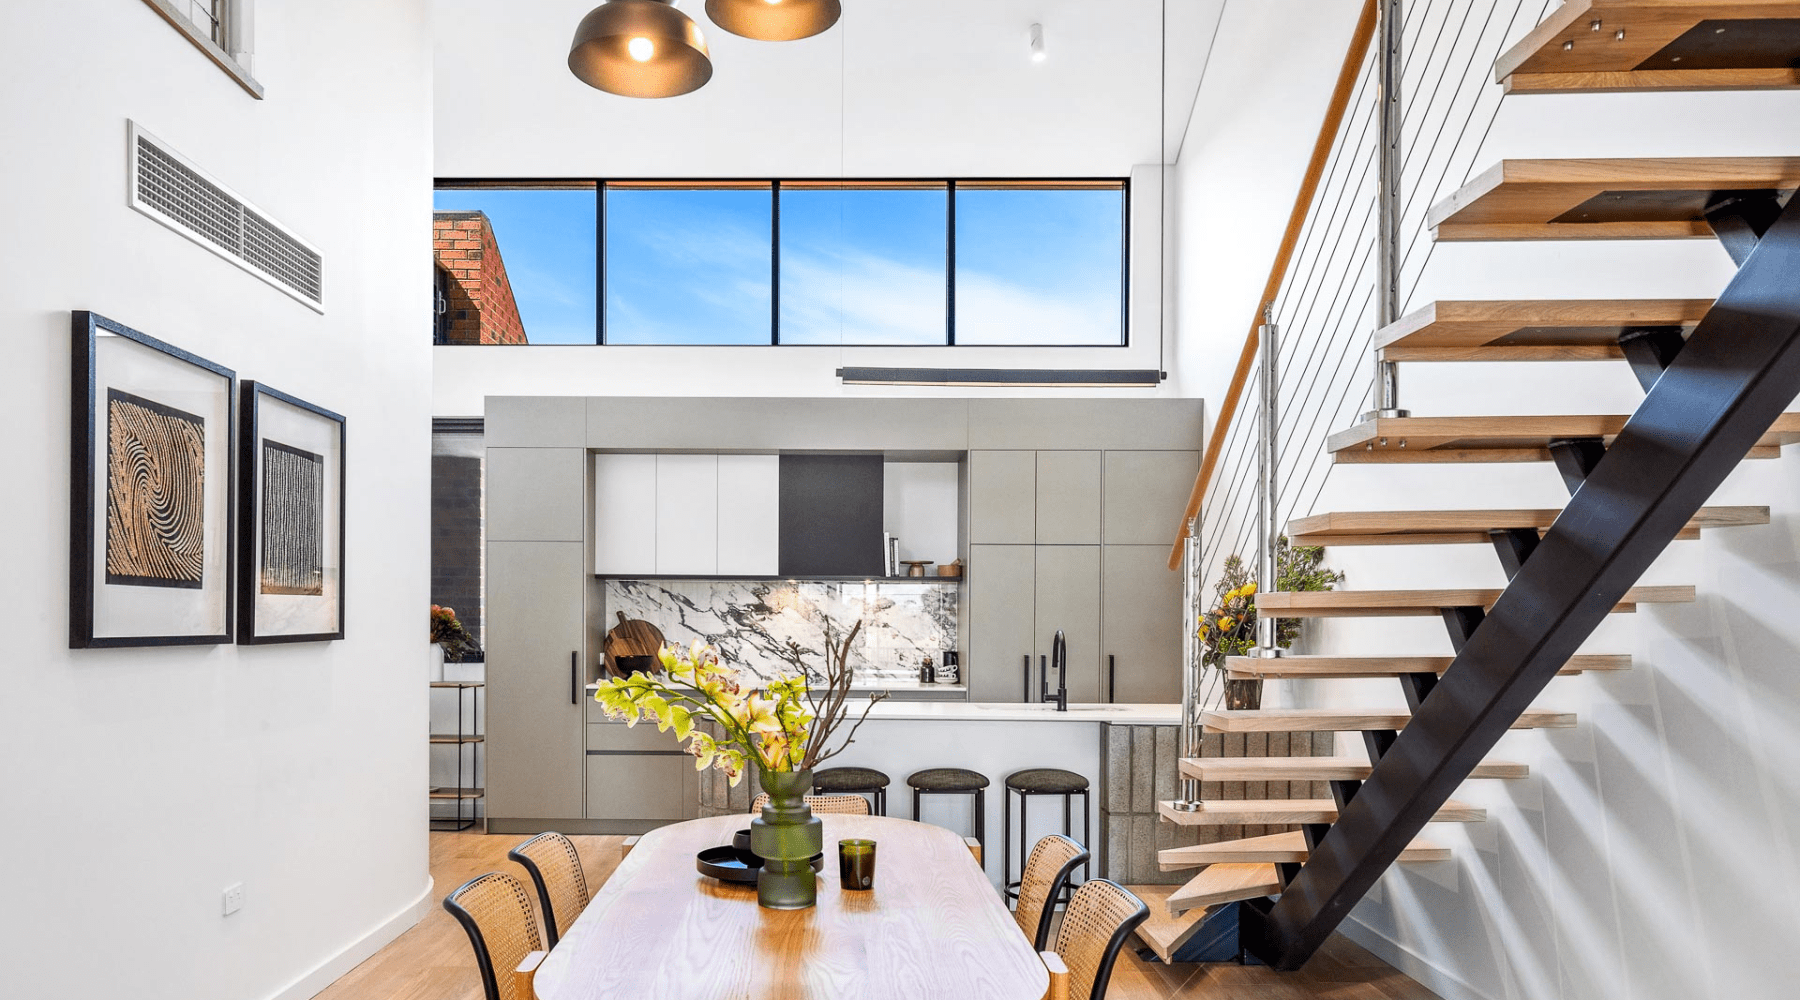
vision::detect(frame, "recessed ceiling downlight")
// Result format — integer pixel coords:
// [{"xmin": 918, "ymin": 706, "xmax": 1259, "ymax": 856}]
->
[
  {"xmin": 705, "ymin": 0, "xmax": 841, "ymax": 41},
  {"xmin": 569, "ymin": 0, "xmax": 713, "ymax": 99}
]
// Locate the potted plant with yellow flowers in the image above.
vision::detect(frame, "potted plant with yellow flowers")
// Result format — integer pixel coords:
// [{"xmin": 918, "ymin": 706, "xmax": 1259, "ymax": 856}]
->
[
  {"xmin": 592, "ymin": 620, "xmax": 883, "ymax": 910},
  {"xmin": 1197, "ymin": 539, "xmax": 1344, "ymax": 709}
]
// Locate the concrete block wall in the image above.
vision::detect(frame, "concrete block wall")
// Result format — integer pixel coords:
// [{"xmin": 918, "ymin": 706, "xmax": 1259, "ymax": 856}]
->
[{"xmin": 1099, "ymin": 724, "xmax": 1335, "ymax": 885}]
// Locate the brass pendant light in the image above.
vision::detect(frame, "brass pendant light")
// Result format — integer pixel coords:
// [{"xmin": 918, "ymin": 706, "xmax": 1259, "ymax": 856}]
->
[
  {"xmin": 704, "ymin": 0, "xmax": 842, "ymax": 41},
  {"xmin": 569, "ymin": 0, "xmax": 713, "ymax": 99}
]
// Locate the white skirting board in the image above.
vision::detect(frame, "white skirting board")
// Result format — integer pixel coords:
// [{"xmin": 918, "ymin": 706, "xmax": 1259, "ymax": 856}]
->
[
  {"xmin": 262, "ymin": 877, "xmax": 436, "ymax": 1000},
  {"xmin": 1337, "ymin": 916, "xmax": 1495, "ymax": 1000}
]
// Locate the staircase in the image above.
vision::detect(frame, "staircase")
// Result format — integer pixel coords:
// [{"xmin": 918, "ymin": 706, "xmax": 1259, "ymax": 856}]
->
[{"xmin": 1157, "ymin": 0, "xmax": 1800, "ymax": 972}]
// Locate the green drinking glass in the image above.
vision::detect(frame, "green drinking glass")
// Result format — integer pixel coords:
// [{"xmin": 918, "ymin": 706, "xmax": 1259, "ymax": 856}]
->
[{"xmin": 838, "ymin": 839, "xmax": 876, "ymax": 891}]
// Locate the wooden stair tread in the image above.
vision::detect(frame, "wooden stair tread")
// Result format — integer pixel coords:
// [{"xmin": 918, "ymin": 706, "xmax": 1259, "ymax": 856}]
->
[
  {"xmin": 1179, "ymin": 756, "xmax": 1529, "ymax": 781},
  {"xmin": 1159, "ymin": 798, "xmax": 1486, "ymax": 825},
  {"xmin": 1327, "ymin": 413, "xmax": 1800, "ymax": 463},
  {"xmin": 1256, "ymin": 585, "xmax": 1694, "ymax": 618},
  {"xmin": 1426, "ymin": 157, "xmax": 1800, "ymax": 241},
  {"xmin": 1288, "ymin": 505, "xmax": 1767, "ymax": 545},
  {"xmin": 1496, "ymin": 0, "xmax": 1800, "ymax": 95},
  {"xmin": 1226, "ymin": 653, "xmax": 1632, "ymax": 678},
  {"xmin": 1159, "ymin": 830, "xmax": 1450, "ymax": 871},
  {"xmin": 429, "ymin": 734, "xmax": 485, "ymax": 744},
  {"xmin": 1156, "ymin": 866, "xmax": 1286, "ymax": 921},
  {"xmin": 1128, "ymin": 885, "xmax": 1211, "ymax": 957},
  {"xmin": 1201, "ymin": 708, "xmax": 1578, "ymax": 732},
  {"xmin": 1374, "ymin": 298, "xmax": 1711, "ymax": 362}
]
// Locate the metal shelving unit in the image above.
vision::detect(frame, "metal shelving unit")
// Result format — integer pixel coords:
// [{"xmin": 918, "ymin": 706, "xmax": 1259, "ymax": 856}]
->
[{"xmin": 429, "ymin": 680, "xmax": 483, "ymax": 832}]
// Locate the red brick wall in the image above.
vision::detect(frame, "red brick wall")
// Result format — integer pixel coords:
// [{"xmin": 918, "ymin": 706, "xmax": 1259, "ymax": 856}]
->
[{"xmin": 432, "ymin": 211, "xmax": 528, "ymax": 345}]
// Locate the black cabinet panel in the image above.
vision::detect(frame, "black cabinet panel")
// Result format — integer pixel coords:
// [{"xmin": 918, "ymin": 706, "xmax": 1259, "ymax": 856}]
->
[{"xmin": 778, "ymin": 454, "xmax": 885, "ymax": 576}]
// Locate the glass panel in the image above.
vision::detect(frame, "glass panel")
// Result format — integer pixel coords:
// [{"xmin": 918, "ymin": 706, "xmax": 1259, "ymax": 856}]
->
[
  {"xmin": 953, "ymin": 186, "xmax": 1126, "ymax": 346},
  {"xmin": 606, "ymin": 185, "xmax": 773, "ymax": 345},
  {"xmin": 778, "ymin": 185, "xmax": 947, "ymax": 345},
  {"xmin": 431, "ymin": 187, "xmax": 599, "ymax": 345}
]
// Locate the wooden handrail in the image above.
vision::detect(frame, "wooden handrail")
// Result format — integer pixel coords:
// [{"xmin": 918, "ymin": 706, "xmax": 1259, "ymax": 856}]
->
[{"xmin": 1167, "ymin": 0, "xmax": 1380, "ymax": 571}]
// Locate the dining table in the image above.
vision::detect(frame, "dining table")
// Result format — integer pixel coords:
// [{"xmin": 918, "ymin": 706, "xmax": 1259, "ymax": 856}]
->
[{"xmin": 531, "ymin": 813, "xmax": 1052, "ymax": 1000}]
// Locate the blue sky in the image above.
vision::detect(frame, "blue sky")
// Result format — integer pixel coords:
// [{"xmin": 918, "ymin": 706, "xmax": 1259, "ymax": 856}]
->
[
  {"xmin": 433, "ymin": 187, "xmax": 598, "ymax": 344},
  {"xmin": 435, "ymin": 184, "xmax": 1123, "ymax": 346}
]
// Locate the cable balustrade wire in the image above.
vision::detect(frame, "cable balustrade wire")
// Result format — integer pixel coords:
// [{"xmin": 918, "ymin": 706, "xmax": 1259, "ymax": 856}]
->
[{"xmin": 1176, "ymin": 0, "xmax": 1555, "ymax": 718}]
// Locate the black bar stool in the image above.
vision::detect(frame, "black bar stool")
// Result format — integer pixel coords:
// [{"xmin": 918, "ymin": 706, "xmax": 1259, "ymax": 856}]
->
[
  {"xmin": 812, "ymin": 766, "xmax": 889, "ymax": 815},
  {"xmin": 1002, "ymin": 768, "xmax": 1090, "ymax": 903},
  {"xmin": 906, "ymin": 768, "xmax": 989, "ymax": 852}
]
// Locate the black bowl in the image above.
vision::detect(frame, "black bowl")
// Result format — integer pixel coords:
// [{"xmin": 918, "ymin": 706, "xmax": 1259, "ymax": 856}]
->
[
  {"xmin": 696, "ymin": 845, "xmax": 825, "ymax": 884},
  {"xmin": 732, "ymin": 828, "xmax": 752, "ymax": 852},
  {"xmin": 614, "ymin": 654, "xmax": 656, "ymax": 677}
]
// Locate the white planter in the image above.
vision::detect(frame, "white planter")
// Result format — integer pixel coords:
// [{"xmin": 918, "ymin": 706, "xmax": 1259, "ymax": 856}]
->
[{"xmin": 430, "ymin": 643, "xmax": 447, "ymax": 683}]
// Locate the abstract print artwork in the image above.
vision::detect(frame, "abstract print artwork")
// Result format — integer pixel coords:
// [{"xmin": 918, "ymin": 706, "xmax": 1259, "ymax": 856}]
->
[
  {"xmin": 105, "ymin": 389, "xmax": 206, "ymax": 589},
  {"xmin": 259, "ymin": 441, "xmax": 324, "ymax": 596},
  {"xmin": 238, "ymin": 380, "xmax": 345, "ymax": 643},
  {"xmin": 72, "ymin": 310, "xmax": 235, "ymax": 648}
]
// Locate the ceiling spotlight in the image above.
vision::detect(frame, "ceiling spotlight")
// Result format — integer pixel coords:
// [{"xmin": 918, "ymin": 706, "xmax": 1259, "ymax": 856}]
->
[
  {"xmin": 705, "ymin": 0, "xmax": 841, "ymax": 41},
  {"xmin": 1029, "ymin": 23, "xmax": 1047, "ymax": 63},
  {"xmin": 569, "ymin": 0, "xmax": 713, "ymax": 99}
]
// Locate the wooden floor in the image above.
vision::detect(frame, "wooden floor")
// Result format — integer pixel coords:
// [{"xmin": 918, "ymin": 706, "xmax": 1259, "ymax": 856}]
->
[{"xmin": 314, "ymin": 829, "xmax": 1442, "ymax": 1000}]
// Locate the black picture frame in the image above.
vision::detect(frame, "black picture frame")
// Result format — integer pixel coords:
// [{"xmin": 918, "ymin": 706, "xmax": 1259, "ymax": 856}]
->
[
  {"xmin": 237, "ymin": 381, "xmax": 346, "ymax": 643},
  {"xmin": 70, "ymin": 310, "xmax": 236, "ymax": 647}
]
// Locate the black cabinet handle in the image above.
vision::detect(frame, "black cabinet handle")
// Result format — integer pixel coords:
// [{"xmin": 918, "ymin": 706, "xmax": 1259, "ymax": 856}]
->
[
  {"xmin": 1040, "ymin": 654, "xmax": 1048, "ymax": 703},
  {"xmin": 570, "ymin": 651, "xmax": 579, "ymax": 705},
  {"xmin": 1022, "ymin": 654, "xmax": 1030, "ymax": 702},
  {"xmin": 1108, "ymin": 655, "xmax": 1116, "ymax": 704}
]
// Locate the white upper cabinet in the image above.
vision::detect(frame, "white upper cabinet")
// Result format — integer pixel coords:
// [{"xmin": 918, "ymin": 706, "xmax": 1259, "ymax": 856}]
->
[
  {"xmin": 655, "ymin": 454, "xmax": 719, "ymax": 575},
  {"xmin": 716, "ymin": 455, "xmax": 779, "ymax": 575},
  {"xmin": 593, "ymin": 453, "xmax": 657, "ymax": 575},
  {"xmin": 596, "ymin": 453, "xmax": 781, "ymax": 577}
]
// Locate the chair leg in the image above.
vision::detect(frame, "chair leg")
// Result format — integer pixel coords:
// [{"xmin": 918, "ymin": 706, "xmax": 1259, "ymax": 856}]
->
[
  {"xmin": 1081, "ymin": 790, "xmax": 1091, "ymax": 884},
  {"xmin": 1003, "ymin": 786, "xmax": 1013, "ymax": 901},
  {"xmin": 913, "ymin": 787, "xmax": 921, "ymax": 823},
  {"xmin": 974, "ymin": 788, "xmax": 985, "ymax": 853}
]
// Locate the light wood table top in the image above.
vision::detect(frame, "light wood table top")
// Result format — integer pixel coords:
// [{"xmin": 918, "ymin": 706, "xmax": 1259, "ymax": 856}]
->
[{"xmin": 533, "ymin": 814, "xmax": 1048, "ymax": 1000}]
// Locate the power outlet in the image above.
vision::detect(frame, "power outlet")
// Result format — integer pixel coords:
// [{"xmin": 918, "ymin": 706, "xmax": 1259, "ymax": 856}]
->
[{"xmin": 222, "ymin": 882, "xmax": 245, "ymax": 917}]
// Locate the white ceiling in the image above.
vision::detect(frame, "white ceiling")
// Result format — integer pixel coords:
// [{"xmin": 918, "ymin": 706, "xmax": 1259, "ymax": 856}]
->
[{"xmin": 433, "ymin": 0, "xmax": 1211, "ymax": 178}]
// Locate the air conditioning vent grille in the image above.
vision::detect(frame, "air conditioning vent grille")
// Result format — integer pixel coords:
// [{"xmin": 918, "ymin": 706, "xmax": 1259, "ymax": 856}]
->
[{"xmin": 129, "ymin": 125, "xmax": 324, "ymax": 310}]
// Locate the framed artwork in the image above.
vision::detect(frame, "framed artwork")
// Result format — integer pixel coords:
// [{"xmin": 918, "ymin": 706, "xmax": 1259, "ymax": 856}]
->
[
  {"xmin": 70, "ymin": 311, "xmax": 236, "ymax": 647},
  {"xmin": 237, "ymin": 381, "xmax": 345, "ymax": 643}
]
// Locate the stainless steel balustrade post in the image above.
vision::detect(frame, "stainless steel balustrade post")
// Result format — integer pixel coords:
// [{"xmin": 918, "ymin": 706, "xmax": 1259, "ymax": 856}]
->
[
  {"xmin": 1175, "ymin": 516, "xmax": 1203, "ymax": 809},
  {"xmin": 1364, "ymin": 0, "xmax": 1410, "ymax": 421},
  {"xmin": 1256, "ymin": 310, "xmax": 1284, "ymax": 658}
]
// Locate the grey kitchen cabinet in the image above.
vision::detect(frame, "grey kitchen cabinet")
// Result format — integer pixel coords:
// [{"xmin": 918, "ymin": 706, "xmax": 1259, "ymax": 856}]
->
[
  {"xmin": 1035, "ymin": 451, "xmax": 1102, "ymax": 544},
  {"xmin": 967, "ymin": 544, "xmax": 1035, "ymax": 702},
  {"xmin": 485, "ymin": 540, "xmax": 588, "ymax": 823},
  {"xmin": 1034, "ymin": 545, "xmax": 1102, "ymax": 703},
  {"xmin": 585, "ymin": 752, "xmax": 698, "ymax": 822},
  {"xmin": 486, "ymin": 448, "xmax": 586, "ymax": 542},
  {"xmin": 1100, "ymin": 545, "xmax": 1184, "ymax": 703},
  {"xmin": 1103, "ymin": 451, "xmax": 1201, "ymax": 545},
  {"xmin": 969, "ymin": 451, "xmax": 1036, "ymax": 544}
]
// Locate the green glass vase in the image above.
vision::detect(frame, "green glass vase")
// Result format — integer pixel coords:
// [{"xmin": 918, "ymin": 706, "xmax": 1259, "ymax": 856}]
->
[{"xmin": 750, "ymin": 768, "xmax": 822, "ymax": 910}]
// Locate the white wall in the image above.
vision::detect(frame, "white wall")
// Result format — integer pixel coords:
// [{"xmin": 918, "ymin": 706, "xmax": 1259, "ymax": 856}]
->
[
  {"xmin": 0, "ymin": 3, "xmax": 435, "ymax": 999},
  {"xmin": 429, "ymin": 0, "xmax": 1183, "ymax": 414},
  {"xmin": 1169, "ymin": 2, "xmax": 1800, "ymax": 998}
]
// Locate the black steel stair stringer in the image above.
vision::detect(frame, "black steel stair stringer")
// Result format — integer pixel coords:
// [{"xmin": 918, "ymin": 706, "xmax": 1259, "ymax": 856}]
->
[{"xmin": 1240, "ymin": 195, "xmax": 1800, "ymax": 971}]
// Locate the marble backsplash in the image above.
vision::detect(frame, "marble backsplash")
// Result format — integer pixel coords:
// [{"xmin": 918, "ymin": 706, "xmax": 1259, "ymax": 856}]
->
[{"xmin": 604, "ymin": 579, "xmax": 959, "ymax": 687}]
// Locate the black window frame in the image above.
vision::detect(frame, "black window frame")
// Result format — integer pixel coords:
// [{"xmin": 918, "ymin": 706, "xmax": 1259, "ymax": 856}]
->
[{"xmin": 432, "ymin": 177, "xmax": 1130, "ymax": 348}]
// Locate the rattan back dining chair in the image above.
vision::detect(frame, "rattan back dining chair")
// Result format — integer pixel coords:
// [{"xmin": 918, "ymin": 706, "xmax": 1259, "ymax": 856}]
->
[
  {"xmin": 1014, "ymin": 834, "xmax": 1090, "ymax": 950},
  {"xmin": 508, "ymin": 831, "xmax": 590, "ymax": 949},
  {"xmin": 749, "ymin": 792, "xmax": 871, "ymax": 815},
  {"xmin": 443, "ymin": 871, "xmax": 548, "ymax": 1000},
  {"xmin": 1039, "ymin": 879, "xmax": 1149, "ymax": 1000}
]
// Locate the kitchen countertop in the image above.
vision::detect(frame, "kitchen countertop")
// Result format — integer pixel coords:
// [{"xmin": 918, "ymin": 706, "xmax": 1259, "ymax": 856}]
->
[
  {"xmin": 860, "ymin": 701, "xmax": 1180, "ymax": 724},
  {"xmin": 584, "ymin": 683, "xmax": 1177, "ymax": 724}
]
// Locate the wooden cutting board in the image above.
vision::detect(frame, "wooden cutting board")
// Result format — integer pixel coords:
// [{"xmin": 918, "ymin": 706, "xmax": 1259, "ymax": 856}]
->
[{"xmin": 604, "ymin": 611, "xmax": 665, "ymax": 677}]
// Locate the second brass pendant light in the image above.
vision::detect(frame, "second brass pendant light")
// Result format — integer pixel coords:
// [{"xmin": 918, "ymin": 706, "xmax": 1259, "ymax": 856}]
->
[{"xmin": 568, "ymin": 0, "xmax": 842, "ymax": 99}]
